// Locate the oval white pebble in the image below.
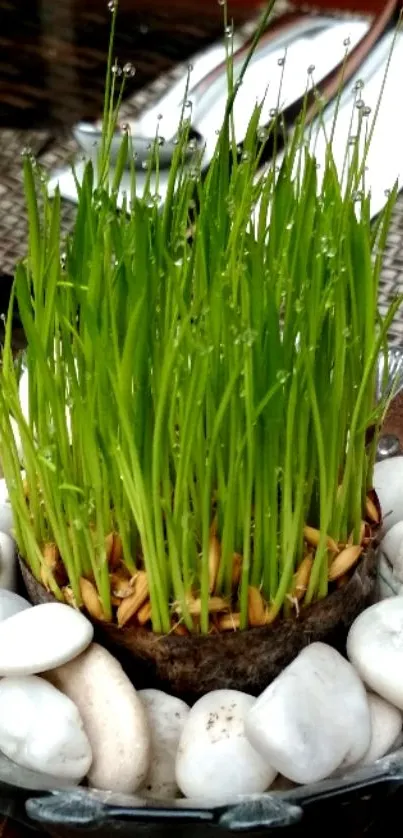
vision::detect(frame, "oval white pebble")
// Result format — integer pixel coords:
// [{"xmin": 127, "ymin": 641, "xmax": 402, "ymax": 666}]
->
[
  {"xmin": 381, "ymin": 522, "xmax": 403, "ymax": 582},
  {"xmin": 245, "ymin": 642, "xmax": 371, "ymax": 784},
  {"xmin": 0, "ymin": 479, "xmax": 14, "ymax": 538},
  {"xmin": 45, "ymin": 643, "xmax": 150, "ymax": 793},
  {"xmin": 176, "ymin": 689, "xmax": 276, "ymax": 801},
  {"xmin": 0, "ymin": 602, "xmax": 93, "ymax": 676},
  {"xmin": 358, "ymin": 693, "xmax": 402, "ymax": 766},
  {"xmin": 0, "ymin": 589, "xmax": 31, "ymax": 622},
  {"xmin": 0, "ymin": 675, "xmax": 92, "ymax": 780},
  {"xmin": 347, "ymin": 598, "xmax": 403, "ymax": 710},
  {"xmin": 0, "ymin": 533, "xmax": 17, "ymax": 592},
  {"xmin": 373, "ymin": 458, "xmax": 403, "ymax": 533},
  {"xmin": 139, "ymin": 689, "xmax": 189, "ymax": 799},
  {"xmin": 377, "ymin": 552, "xmax": 402, "ymax": 599},
  {"xmin": 377, "ymin": 522, "xmax": 403, "ymax": 600}
]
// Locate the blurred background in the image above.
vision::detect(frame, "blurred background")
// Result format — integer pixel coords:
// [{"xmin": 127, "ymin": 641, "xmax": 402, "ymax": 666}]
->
[{"xmin": 0, "ymin": 0, "xmax": 385, "ymax": 129}]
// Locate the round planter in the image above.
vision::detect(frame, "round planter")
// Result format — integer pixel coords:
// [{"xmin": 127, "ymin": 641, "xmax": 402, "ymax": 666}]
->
[{"xmin": 19, "ymin": 547, "xmax": 377, "ymax": 702}]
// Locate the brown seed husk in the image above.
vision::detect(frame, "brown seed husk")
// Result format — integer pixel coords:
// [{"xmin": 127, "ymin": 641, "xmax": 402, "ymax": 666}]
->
[
  {"xmin": 110, "ymin": 568, "xmax": 134, "ymax": 599},
  {"xmin": 248, "ymin": 586, "xmax": 267, "ymax": 627},
  {"xmin": 137, "ymin": 600, "xmax": 152, "ymax": 625},
  {"xmin": 62, "ymin": 586, "xmax": 78, "ymax": 609},
  {"xmin": 174, "ymin": 595, "xmax": 230, "ymax": 617},
  {"xmin": 80, "ymin": 577, "xmax": 105, "ymax": 621},
  {"xmin": 217, "ymin": 612, "xmax": 241, "ymax": 631},
  {"xmin": 106, "ymin": 531, "xmax": 123, "ymax": 570},
  {"xmin": 366, "ymin": 496, "xmax": 380, "ymax": 525},
  {"xmin": 208, "ymin": 533, "xmax": 221, "ymax": 594},
  {"xmin": 42, "ymin": 543, "xmax": 59, "ymax": 570},
  {"xmin": 291, "ymin": 555, "xmax": 313, "ymax": 601},
  {"xmin": 304, "ymin": 525, "xmax": 338, "ymax": 554},
  {"xmin": 328, "ymin": 545, "xmax": 362, "ymax": 582},
  {"xmin": 117, "ymin": 571, "xmax": 149, "ymax": 626}
]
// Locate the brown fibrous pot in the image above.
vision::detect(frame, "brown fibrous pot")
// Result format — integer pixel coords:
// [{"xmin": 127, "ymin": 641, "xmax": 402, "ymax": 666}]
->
[{"xmin": 19, "ymin": 546, "xmax": 377, "ymax": 703}]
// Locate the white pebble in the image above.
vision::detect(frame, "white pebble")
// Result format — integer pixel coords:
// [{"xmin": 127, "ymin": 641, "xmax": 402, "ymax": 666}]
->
[
  {"xmin": 0, "ymin": 602, "xmax": 93, "ymax": 676},
  {"xmin": 245, "ymin": 642, "xmax": 371, "ymax": 784},
  {"xmin": 0, "ymin": 589, "xmax": 31, "ymax": 622},
  {"xmin": 138, "ymin": 689, "xmax": 189, "ymax": 799},
  {"xmin": 373, "ymin": 458, "xmax": 403, "ymax": 533},
  {"xmin": 347, "ymin": 597, "xmax": 403, "ymax": 710},
  {"xmin": 176, "ymin": 689, "xmax": 276, "ymax": 801},
  {"xmin": 0, "ymin": 675, "xmax": 92, "ymax": 780},
  {"xmin": 358, "ymin": 693, "xmax": 402, "ymax": 766},
  {"xmin": 377, "ymin": 522, "xmax": 403, "ymax": 599},
  {"xmin": 0, "ymin": 533, "xmax": 17, "ymax": 592},
  {"xmin": 45, "ymin": 643, "xmax": 150, "ymax": 793}
]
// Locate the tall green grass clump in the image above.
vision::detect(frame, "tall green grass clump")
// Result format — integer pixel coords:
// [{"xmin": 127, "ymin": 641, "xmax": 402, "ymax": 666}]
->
[{"xmin": 0, "ymin": 1, "xmax": 400, "ymax": 634}]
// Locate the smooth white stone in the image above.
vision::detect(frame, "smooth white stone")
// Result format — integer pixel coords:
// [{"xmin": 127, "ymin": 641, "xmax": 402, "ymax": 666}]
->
[
  {"xmin": 347, "ymin": 597, "xmax": 403, "ymax": 710},
  {"xmin": 377, "ymin": 552, "xmax": 402, "ymax": 600},
  {"xmin": 357, "ymin": 693, "xmax": 402, "ymax": 766},
  {"xmin": 138, "ymin": 689, "xmax": 189, "ymax": 799},
  {"xmin": 245, "ymin": 642, "xmax": 371, "ymax": 784},
  {"xmin": 381, "ymin": 522, "xmax": 403, "ymax": 582},
  {"xmin": 0, "ymin": 479, "xmax": 14, "ymax": 538},
  {"xmin": 0, "ymin": 533, "xmax": 17, "ymax": 592},
  {"xmin": 377, "ymin": 523, "xmax": 403, "ymax": 600},
  {"xmin": 373, "ymin": 457, "xmax": 403, "ymax": 533},
  {"xmin": 0, "ymin": 589, "xmax": 31, "ymax": 622},
  {"xmin": 0, "ymin": 675, "xmax": 92, "ymax": 780},
  {"xmin": 0, "ymin": 602, "xmax": 93, "ymax": 676},
  {"xmin": 45, "ymin": 643, "xmax": 150, "ymax": 793},
  {"xmin": 176, "ymin": 689, "xmax": 276, "ymax": 801}
]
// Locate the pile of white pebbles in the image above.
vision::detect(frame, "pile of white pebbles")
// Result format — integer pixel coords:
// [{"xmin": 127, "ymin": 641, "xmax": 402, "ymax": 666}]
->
[{"xmin": 0, "ymin": 457, "xmax": 403, "ymax": 802}]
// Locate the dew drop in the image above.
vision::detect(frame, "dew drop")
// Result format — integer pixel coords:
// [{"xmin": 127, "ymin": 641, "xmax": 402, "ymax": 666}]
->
[
  {"xmin": 353, "ymin": 79, "xmax": 364, "ymax": 92},
  {"xmin": 123, "ymin": 62, "xmax": 136, "ymax": 78},
  {"xmin": 112, "ymin": 61, "xmax": 122, "ymax": 77},
  {"xmin": 188, "ymin": 63, "xmax": 194, "ymax": 72},
  {"xmin": 107, "ymin": 0, "xmax": 116, "ymax": 11},
  {"xmin": 218, "ymin": 0, "xmax": 225, "ymax": 5},
  {"xmin": 277, "ymin": 56, "xmax": 285, "ymax": 67},
  {"xmin": 355, "ymin": 98, "xmax": 365, "ymax": 110},
  {"xmin": 269, "ymin": 107, "xmax": 278, "ymax": 118},
  {"xmin": 225, "ymin": 24, "xmax": 233, "ymax": 38},
  {"xmin": 184, "ymin": 100, "xmax": 192, "ymax": 110},
  {"xmin": 363, "ymin": 105, "xmax": 371, "ymax": 117},
  {"xmin": 308, "ymin": 64, "xmax": 315, "ymax": 74},
  {"xmin": 343, "ymin": 36, "xmax": 351, "ymax": 47}
]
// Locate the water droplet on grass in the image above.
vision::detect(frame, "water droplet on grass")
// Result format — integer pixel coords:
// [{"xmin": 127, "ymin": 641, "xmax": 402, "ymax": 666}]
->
[
  {"xmin": 277, "ymin": 56, "xmax": 285, "ymax": 67},
  {"xmin": 308, "ymin": 64, "xmax": 315, "ymax": 74},
  {"xmin": 123, "ymin": 62, "xmax": 136, "ymax": 78},
  {"xmin": 343, "ymin": 37, "xmax": 351, "ymax": 47}
]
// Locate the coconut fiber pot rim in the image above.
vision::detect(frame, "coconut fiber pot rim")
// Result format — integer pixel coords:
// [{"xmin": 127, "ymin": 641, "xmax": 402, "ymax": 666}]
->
[{"xmin": 19, "ymin": 545, "xmax": 378, "ymax": 702}]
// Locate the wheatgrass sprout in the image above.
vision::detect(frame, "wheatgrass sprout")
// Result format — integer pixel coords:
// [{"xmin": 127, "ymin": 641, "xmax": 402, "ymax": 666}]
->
[{"xmin": 0, "ymin": 0, "xmax": 400, "ymax": 633}]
